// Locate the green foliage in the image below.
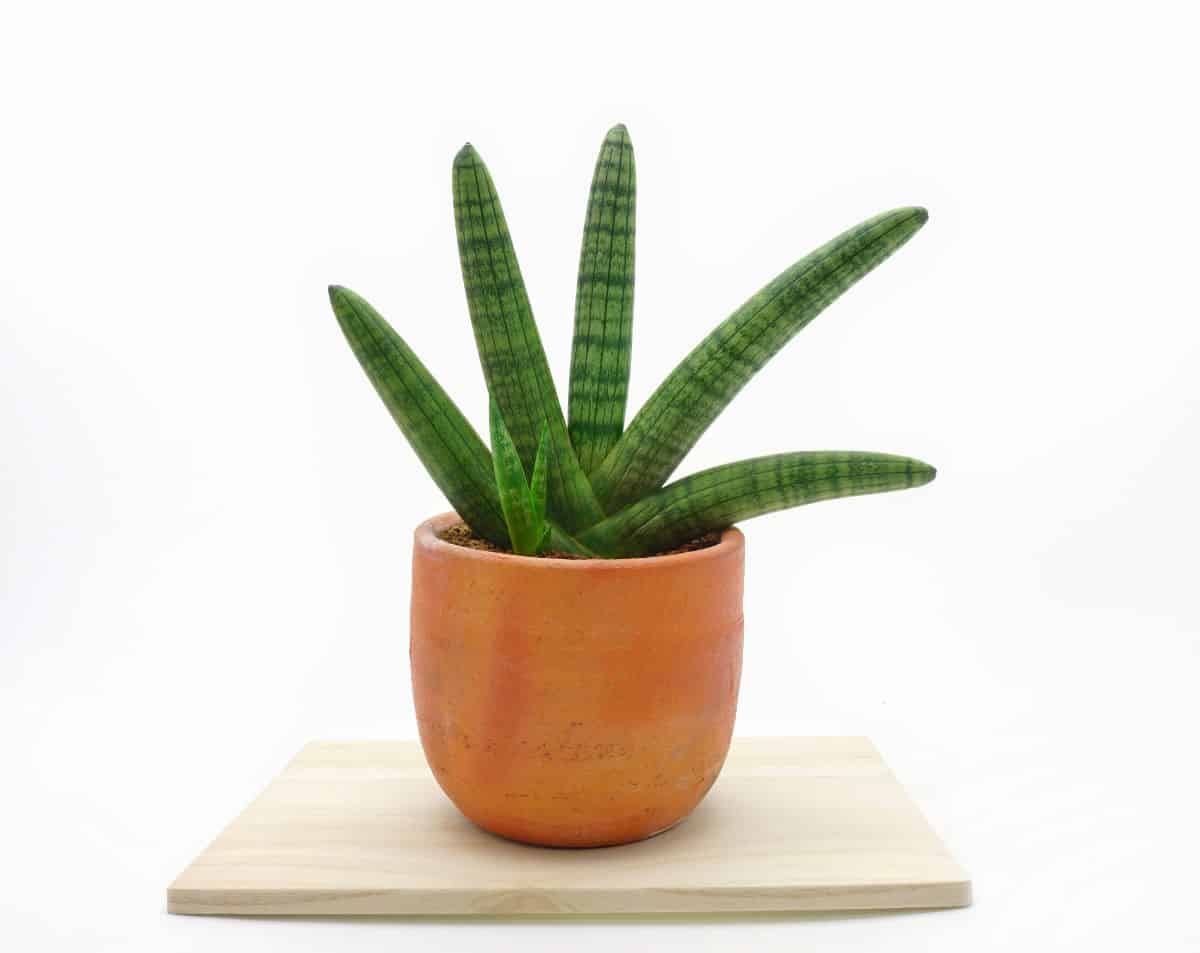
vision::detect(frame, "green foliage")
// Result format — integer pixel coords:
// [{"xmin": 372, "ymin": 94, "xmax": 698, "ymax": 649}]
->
[
  {"xmin": 453, "ymin": 144, "xmax": 603, "ymax": 532},
  {"xmin": 579, "ymin": 453, "xmax": 936, "ymax": 558},
  {"xmin": 489, "ymin": 400, "xmax": 551, "ymax": 556},
  {"xmin": 331, "ymin": 127, "xmax": 936, "ymax": 558},
  {"xmin": 329, "ymin": 285, "xmax": 509, "ymax": 546},
  {"xmin": 587, "ymin": 207, "xmax": 928, "ymax": 511},
  {"xmin": 569, "ymin": 123, "xmax": 636, "ymax": 475}
]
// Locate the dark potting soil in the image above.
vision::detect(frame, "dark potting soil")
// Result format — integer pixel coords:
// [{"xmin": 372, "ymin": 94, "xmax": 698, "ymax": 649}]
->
[{"xmin": 437, "ymin": 522, "xmax": 722, "ymax": 559}]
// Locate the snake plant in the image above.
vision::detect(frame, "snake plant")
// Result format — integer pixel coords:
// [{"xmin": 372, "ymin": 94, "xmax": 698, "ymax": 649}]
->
[{"xmin": 330, "ymin": 125, "xmax": 935, "ymax": 558}]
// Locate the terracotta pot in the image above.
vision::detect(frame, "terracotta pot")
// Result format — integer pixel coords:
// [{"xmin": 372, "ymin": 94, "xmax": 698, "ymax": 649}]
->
[{"xmin": 410, "ymin": 512, "xmax": 745, "ymax": 848}]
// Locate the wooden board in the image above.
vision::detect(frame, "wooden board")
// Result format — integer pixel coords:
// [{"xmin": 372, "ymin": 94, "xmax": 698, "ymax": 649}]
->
[{"xmin": 168, "ymin": 737, "xmax": 970, "ymax": 916}]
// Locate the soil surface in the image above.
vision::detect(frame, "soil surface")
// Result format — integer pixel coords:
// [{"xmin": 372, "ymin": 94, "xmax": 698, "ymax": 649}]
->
[{"xmin": 438, "ymin": 522, "xmax": 722, "ymax": 559}]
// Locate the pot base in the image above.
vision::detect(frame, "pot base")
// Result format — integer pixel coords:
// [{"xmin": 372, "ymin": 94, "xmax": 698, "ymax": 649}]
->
[{"xmin": 474, "ymin": 815, "xmax": 687, "ymax": 850}]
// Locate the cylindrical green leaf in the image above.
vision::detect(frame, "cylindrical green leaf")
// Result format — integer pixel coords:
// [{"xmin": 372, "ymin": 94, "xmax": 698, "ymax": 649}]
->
[
  {"xmin": 589, "ymin": 208, "xmax": 929, "ymax": 511},
  {"xmin": 489, "ymin": 398, "xmax": 541, "ymax": 555},
  {"xmin": 529, "ymin": 422, "xmax": 550, "ymax": 527},
  {"xmin": 579, "ymin": 451, "xmax": 936, "ymax": 557},
  {"xmin": 329, "ymin": 286, "xmax": 509, "ymax": 545},
  {"xmin": 568, "ymin": 123, "xmax": 636, "ymax": 474},
  {"xmin": 453, "ymin": 143, "xmax": 604, "ymax": 531}
]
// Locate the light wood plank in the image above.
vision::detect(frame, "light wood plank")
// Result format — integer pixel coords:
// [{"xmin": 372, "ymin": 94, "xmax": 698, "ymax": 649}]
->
[{"xmin": 168, "ymin": 737, "xmax": 970, "ymax": 916}]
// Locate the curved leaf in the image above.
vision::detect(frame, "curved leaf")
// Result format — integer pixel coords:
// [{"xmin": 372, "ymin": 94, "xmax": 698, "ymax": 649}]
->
[
  {"xmin": 329, "ymin": 286, "xmax": 508, "ymax": 545},
  {"xmin": 589, "ymin": 208, "xmax": 929, "ymax": 511},
  {"xmin": 568, "ymin": 123, "xmax": 636, "ymax": 473},
  {"xmin": 579, "ymin": 451, "xmax": 936, "ymax": 557}
]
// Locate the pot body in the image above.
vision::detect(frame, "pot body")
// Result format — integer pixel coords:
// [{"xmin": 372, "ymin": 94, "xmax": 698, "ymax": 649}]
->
[{"xmin": 410, "ymin": 512, "xmax": 745, "ymax": 847}]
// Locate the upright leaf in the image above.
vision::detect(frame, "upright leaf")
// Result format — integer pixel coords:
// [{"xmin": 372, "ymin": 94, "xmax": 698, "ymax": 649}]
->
[
  {"xmin": 329, "ymin": 286, "xmax": 509, "ymax": 545},
  {"xmin": 568, "ymin": 123, "xmax": 636, "ymax": 473},
  {"xmin": 489, "ymin": 398, "xmax": 542, "ymax": 554},
  {"xmin": 579, "ymin": 451, "xmax": 936, "ymax": 558},
  {"xmin": 529, "ymin": 422, "xmax": 550, "ymax": 527},
  {"xmin": 589, "ymin": 208, "xmax": 929, "ymax": 511},
  {"xmin": 453, "ymin": 143, "xmax": 604, "ymax": 530}
]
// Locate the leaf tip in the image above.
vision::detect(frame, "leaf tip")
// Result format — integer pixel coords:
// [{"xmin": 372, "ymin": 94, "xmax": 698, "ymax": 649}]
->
[
  {"xmin": 328, "ymin": 285, "xmax": 358, "ymax": 321},
  {"xmin": 454, "ymin": 142, "xmax": 480, "ymax": 169},
  {"xmin": 606, "ymin": 122, "xmax": 630, "ymax": 141}
]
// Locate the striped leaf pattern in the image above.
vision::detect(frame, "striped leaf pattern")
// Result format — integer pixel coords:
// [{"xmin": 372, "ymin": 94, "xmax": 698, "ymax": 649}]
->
[
  {"xmin": 568, "ymin": 123, "xmax": 636, "ymax": 474},
  {"xmin": 328, "ymin": 285, "xmax": 509, "ymax": 545},
  {"xmin": 543, "ymin": 522, "xmax": 600, "ymax": 558},
  {"xmin": 332, "ymin": 128, "xmax": 937, "ymax": 558},
  {"xmin": 588, "ymin": 207, "xmax": 930, "ymax": 511},
  {"xmin": 579, "ymin": 452, "xmax": 936, "ymax": 558},
  {"xmin": 453, "ymin": 143, "xmax": 603, "ymax": 531},
  {"xmin": 529, "ymin": 422, "xmax": 549, "ymax": 529},
  {"xmin": 489, "ymin": 399, "xmax": 548, "ymax": 555}
]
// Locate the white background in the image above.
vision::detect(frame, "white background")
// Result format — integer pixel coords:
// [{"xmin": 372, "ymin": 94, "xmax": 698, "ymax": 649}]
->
[{"xmin": 3, "ymin": 1, "xmax": 1198, "ymax": 949}]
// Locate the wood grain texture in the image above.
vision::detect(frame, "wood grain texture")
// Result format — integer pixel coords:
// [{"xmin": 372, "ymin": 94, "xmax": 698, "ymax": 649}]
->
[{"xmin": 168, "ymin": 737, "xmax": 970, "ymax": 916}]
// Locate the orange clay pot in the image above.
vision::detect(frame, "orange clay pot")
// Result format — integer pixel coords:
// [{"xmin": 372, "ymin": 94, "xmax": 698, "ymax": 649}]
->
[{"xmin": 410, "ymin": 512, "xmax": 745, "ymax": 848}]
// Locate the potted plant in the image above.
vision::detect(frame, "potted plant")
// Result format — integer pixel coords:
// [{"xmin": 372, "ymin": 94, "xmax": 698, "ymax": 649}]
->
[{"xmin": 329, "ymin": 125, "xmax": 934, "ymax": 847}]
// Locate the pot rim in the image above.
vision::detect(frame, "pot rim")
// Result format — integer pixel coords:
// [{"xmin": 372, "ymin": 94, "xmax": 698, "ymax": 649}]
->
[{"xmin": 417, "ymin": 511, "xmax": 744, "ymax": 570}]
